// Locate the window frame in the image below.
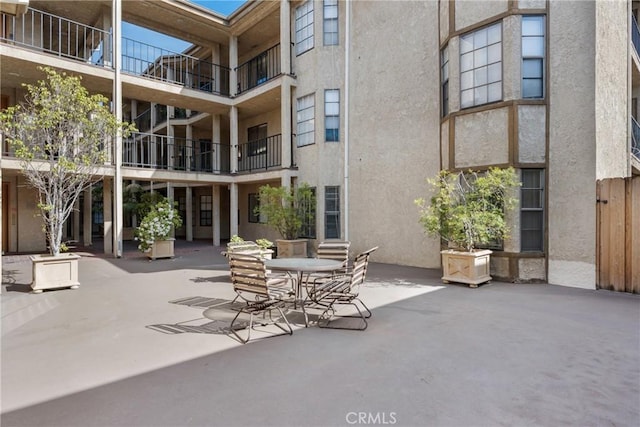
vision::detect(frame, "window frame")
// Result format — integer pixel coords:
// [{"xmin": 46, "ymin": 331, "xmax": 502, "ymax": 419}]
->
[
  {"xmin": 323, "ymin": 0, "xmax": 338, "ymax": 46},
  {"xmin": 459, "ymin": 21, "xmax": 503, "ymax": 109},
  {"xmin": 299, "ymin": 187, "xmax": 317, "ymax": 239},
  {"xmin": 200, "ymin": 194, "xmax": 212, "ymax": 227},
  {"xmin": 296, "ymin": 93, "xmax": 315, "ymax": 147},
  {"xmin": 441, "ymin": 45, "xmax": 449, "ymax": 117},
  {"xmin": 521, "ymin": 15, "xmax": 545, "ymax": 99},
  {"xmin": 295, "ymin": 1, "xmax": 314, "ymax": 56},
  {"xmin": 324, "ymin": 186, "xmax": 340, "ymax": 239},
  {"xmin": 520, "ymin": 169, "xmax": 545, "ymax": 252},
  {"xmin": 324, "ymin": 89, "xmax": 340, "ymax": 142}
]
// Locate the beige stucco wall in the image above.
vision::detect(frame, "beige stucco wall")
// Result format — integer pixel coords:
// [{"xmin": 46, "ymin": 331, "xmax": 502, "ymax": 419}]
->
[
  {"xmin": 595, "ymin": 0, "xmax": 629, "ymax": 179},
  {"xmin": 519, "ymin": 257, "xmax": 546, "ymax": 281},
  {"xmin": 454, "ymin": 107, "xmax": 510, "ymax": 168},
  {"xmin": 439, "ymin": 0, "xmax": 449, "ymax": 44},
  {"xmin": 348, "ymin": 0, "xmax": 441, "ymax": 266},
  {"xmin": 15, "ymin": 177, "xmax": 46, "ymax": 253},
  {"xmin": 518, "ymin": 105, "xmax": 546, "ymax": 163},
  {"xmin": 441, "ymin": 120, "xmax": 449, "ymax": 169},
  {"xmin": 518, "ymin": 0, "xmax": 547, "ymax": 9},
  {"xmin": 502, "ymin": 15, "xmax": 520, "ymax": 102},
  {"xmin": 547, "ymin": 0, "xmax": 597, "ymax": 288},
  {"xmin": 454, "ymin": 0, "xmax": 508, "ymax": 31}
]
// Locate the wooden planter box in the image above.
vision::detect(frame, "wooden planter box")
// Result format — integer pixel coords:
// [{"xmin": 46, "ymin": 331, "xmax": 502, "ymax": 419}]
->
[
  {"xmin": 30, "ymin": 253, "xmax": 81, "ymax": 293},
  {"xmin": 276, "ymin": 239, "xmax": 307, "ymax": 258},
  {"xmin": 441, "ymin": 249, "xmax": 492, "ymax": 287},
  {"xmin": 148, "ymin": 238, "xmax": 175, "ymax": 260}
]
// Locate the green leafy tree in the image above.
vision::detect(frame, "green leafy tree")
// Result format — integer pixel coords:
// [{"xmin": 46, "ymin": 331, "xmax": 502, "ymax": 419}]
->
[
  {"xmin": 0, "ymin": 67, "xmax": 135, "ymax": 256},
  {"xmin": 256, "ymin": 183, "xmax": 315, "ymax": 240},
  {"xmin": 415, "ymin": 167, "xmax": 520, "ymax": 251}
]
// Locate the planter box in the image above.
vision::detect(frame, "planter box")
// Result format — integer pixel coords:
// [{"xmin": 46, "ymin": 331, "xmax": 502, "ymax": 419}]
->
[
  {"xmin": 148, "ymin": 238, "xmax": 175, "ymax": 260},
  {"xmin": 441, "ymin": 249, "xmax": 492, "ymax": 287},
  {"xmin": 276, "ymin": 239, "xmax": 307, "ymax": 258},
  {"xmin": 30, "ymin": 253, "xmax": 80, "ymax": 293}
]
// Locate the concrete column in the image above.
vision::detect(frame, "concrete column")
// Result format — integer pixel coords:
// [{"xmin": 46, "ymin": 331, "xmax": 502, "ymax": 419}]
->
[
  {"xmin": 101, "ymin": 4, "xmax": 112, "ymax": 66},
  {"xmin": 230, "ymin": 182, "xmax": 239, "ymax": 237},
  {"xmin": 280, "ymin": 0, "xmax": 291, "ymax": 75},
  {"xmin": 186, "ymin": 186, "xmax": 193, "ymax": 241},
  {"xmin": 230, "ymin": 106, "xmax": 239, "ymax": 173},
  {"xmin": 229, "ymin": 36, "xmax": 238, "ymax": 96},
  {"xmin": 212, "ymin": 184, "xmax": 220, "ymax": 246},
  {"xmin": 281, "ymin": 80, "xmax": 292, "ymax": 168},
  {"xmin": 212, "ymin": 114, "xmax": 220, "ymax": 173},
  {"xmin": 112, "ymin": 0, "xmax": 123, "ymax": 257},
  {"xmin": 211, "ymin": 44, "xmax": 221, "ymax": 93},
  {"xmin": 83, "ymin": 186, "xmax": 92, "ymax": 246},
  {"xmin": 103, "ymin": 178, "xmax": 113, "ymax": 254},
  {"xmin": 167, "ymin": 183, "xmax": 174, "ymax": 238}
]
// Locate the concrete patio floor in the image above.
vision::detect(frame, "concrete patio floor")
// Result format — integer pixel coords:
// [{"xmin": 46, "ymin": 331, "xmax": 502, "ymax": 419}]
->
[{"xmin": 1, "ymin": 240, "xmax": 639, "ymax": 427}]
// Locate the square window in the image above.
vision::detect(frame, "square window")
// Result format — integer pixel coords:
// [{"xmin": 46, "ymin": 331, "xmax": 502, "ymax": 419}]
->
[{"xmin": 459, "ymin": 22, "xmax": 502, "ymax": 108}]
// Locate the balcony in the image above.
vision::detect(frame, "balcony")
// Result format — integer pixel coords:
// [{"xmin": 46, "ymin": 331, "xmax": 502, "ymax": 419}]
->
[
  {"xmin": 134, "ymin": 108, "xmax": 151, "ymax": 133},
  {"xmin": 237, "ymin": 134, "xmax": 282, "ymax": 173},
  {"xmin": 123, "ymin": 132, "xmax": 231, "ymax": 173},
  {"xmin": 1, "ymin": 7, "xmax": 109, "ymax": 65},
  {"xmin": 121, "ymin": 37, "xmax": 230, "ymax": 96},
  {"xmin": 236, "ymin": 44, "xmax": 281, "ymax": 95},
  {"xmin": 633, "ymin": 117, "xmax": 640, "ymax": 160}
]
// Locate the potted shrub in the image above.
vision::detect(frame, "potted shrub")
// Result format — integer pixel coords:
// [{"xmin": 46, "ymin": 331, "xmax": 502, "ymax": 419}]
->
[
  {"xmin": 134, "ymin": 196, "xmax": 182, "ymax": 260},
  {"xmin": 256, "ymin": 183, "xmax": 315, "ymax": 258},
  {"xmin": 0, "ymin": 67, "xmax": 134, "ymax": 292},
  {"xmin": 415, "ymin": 167, "xmax": 520, "ymax": 287}
]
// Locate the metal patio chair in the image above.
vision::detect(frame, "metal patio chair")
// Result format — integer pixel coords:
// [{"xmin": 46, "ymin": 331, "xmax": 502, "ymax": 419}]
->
[
  {"xmin": 228, "ymin": 253, "xmax": 296, "ymax": 344},
  {"xmin": 302, "ymin": 240, "xmax": 351, "ymax": 287},
  {"xmin": 304, "ymin": 246, "xmax": 378, "ymax": 330}
]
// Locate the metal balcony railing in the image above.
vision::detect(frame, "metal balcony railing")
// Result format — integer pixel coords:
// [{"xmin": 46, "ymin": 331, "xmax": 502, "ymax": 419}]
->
[
  {"xmin": 633, "ymin": 15, "xmax": 640, "ymax": 58},
  {"xmin": 237, "ymin": 134, "xmax": 282, "ymax": 172},
  {"xmin": 123, "ymin": 132, "xmax": 231, "ymax": 173},
  {"xmin": 236, "ymin": 44, "xmax": 281, "ymax": 95},
  {"xmin": 632, "ymin": 116, "xmax": 640, "ymax": 160},
  {"xmin": 0, "ymin": 7, "xmax": 110, "ymax": 65},
  {"xmin": 121, "ymin": 37, "xmax": 230, "ymax": 96}
]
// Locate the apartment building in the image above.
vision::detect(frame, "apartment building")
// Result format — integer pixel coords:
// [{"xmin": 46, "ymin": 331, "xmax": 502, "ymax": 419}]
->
[{"xmin": 1, "ymin": 0, "xmax": 638, "ymax": 290}]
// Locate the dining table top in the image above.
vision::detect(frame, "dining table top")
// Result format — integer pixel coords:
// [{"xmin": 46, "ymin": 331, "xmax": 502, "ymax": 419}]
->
[{"xmin": 265, "ymin": 257, "xmax": 344, "ymax": 273}]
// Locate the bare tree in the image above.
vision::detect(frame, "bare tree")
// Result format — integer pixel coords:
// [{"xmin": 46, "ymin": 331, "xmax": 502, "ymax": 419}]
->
[{"xmin": 0, "ymin": 67, "xmax": 134, "ymax": 256}]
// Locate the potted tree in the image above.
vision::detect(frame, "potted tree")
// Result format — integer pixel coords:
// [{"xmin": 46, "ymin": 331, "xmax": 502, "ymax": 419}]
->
[
  {"xmin": 415, "ymin": 167, "xmax": 520, "ymax": 287},
  {"xmin": 134, "ymin": 195, "xmax": 182, "ymax": 260},
  {"xmin": 256, "ymin": 183, "xmax": 315, "ymax": 258},
  {"xmin": 0, "ymin": 67, "xmax": 134, "ymax": 292}
]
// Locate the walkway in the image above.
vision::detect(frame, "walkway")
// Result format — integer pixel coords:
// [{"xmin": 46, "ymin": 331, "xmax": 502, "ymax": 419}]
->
[{"xmin": 1, "ymin": 242, "xmax": 639, "ymax": 426}]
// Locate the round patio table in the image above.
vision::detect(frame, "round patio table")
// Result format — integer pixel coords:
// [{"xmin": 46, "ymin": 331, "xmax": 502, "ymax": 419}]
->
[{"xmin": 265, "ymin": 258, "xmax": 344, "ymax": 304}]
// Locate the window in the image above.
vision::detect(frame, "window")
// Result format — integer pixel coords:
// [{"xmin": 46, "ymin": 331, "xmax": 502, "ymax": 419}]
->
[
  {"xmin": 247, "ymin": 124, "xmax": 267, "ymax": 156},
  {"xmin": 441, "ymin": 45, "xmax": 449, "ymax": 116},
  {"xmin": 248, "ymin": 193, "xmax": 260, "ymax": 223},
  {"xmin": 200, "ymin": 195, "xmax": 212, "ymax": 226},
  {"xmin": 325, "ymin": 89, "xmax": 340, "ymax": 142},
  {"xmin": 299, "ymin": 187, "xmax": 316, "ymax": 238},
  {"xmin": 323, "ymin": 0, "xmax": 338, "ymax": 46},
  {"xmin": 297, "ymin": 93, "xmax": 315, "ymax": 147},
  {"xmin": 460, "ymin": 22, "xmax": 502, "ymax": 108},
  {"xmin": 521, "ymin": 169, "xmax": 544, "ymax": 251},
  {"xmin": 522, "ymin": 15, "xmax": 545, "ymax": 98},
  {"xmin": 325, "ymin": 186, "xmax": 340, "ymax": 239},
  {"xmin": 178, "ymin": 197, "xmax": 186, "ymax": 228},
  {"xmin": 295, "ymin": 1, "xmax": 314, "ymax": 55}
]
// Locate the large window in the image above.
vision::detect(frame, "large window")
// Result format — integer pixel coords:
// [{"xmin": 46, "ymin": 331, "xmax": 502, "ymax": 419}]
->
[
  {"xmin": 522, "ymin": 15, "xmax": 545, "ymax": 98},
  {"xmin": 299, "ymin": 187, "xmax": 316, "ymax": 239},
  {"xmin": 460, "ymin": 22, "xmax": 502, "ymax": 108},
  {"xmin": 295, "ymin": 1, "xmax": 314, "ymax": 55},
  {"xmin": 441, "ymin": 45, "xmax": 449, "ymax": 116},
  {"xmin": 325, "ymin": 89, "xmax": 340, "ymax": 142},
  {"xmin": 325, "ymin": 186, "xmax": 340, "ymax": 239},
  {"xmin": 247, "ymin": 123, "xmax": 267, "ymax": 156},
  {"xmin": 521, "ymin": 169, "xmax": 544, "ymax": 252},
  {"xmin": 323, "ymin": 0, "xmax": 338, "ymax": 46},
  {"xmin": 297, "ymin": 93, "xmax": 315, "ymax": 147},
  {"xmin": 200, "ymin": 195, "xmax": 212, "ymax": 226}
]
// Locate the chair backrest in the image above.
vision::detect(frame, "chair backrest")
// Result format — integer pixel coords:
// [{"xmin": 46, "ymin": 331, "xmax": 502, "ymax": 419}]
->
[
  {"xmin": 349, "ymin": 246, "xmax": 379, "ymax": 292},
  {"xmin": 228, "ymin": 253, "xmax": 269, "ymax": 298},
  {"xmin": 224, "ymin": 241, "xmax": 262, "ymax": 258},
  {"xmin": 316, "ymin": 241, "xmax": 350, "ymax": 264}
]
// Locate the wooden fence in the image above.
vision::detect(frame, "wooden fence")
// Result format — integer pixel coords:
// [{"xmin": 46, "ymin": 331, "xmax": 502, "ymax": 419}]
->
[{"xmin": 596, "ymin": 177, "xmax": 640, "ymax": 293}]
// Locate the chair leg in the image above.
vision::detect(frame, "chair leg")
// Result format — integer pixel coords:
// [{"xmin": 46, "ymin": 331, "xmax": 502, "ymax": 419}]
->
[
  {"xmin": 317, "ymin": 301, "xmax": 368, "ymax": 331},
  {"xmin": 272, "ymin": 307, "xmax": 293, "ymax": 336},
  {"xmin": 229, "ymin": 310, "xmax": 252, "ymax": 344}
]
